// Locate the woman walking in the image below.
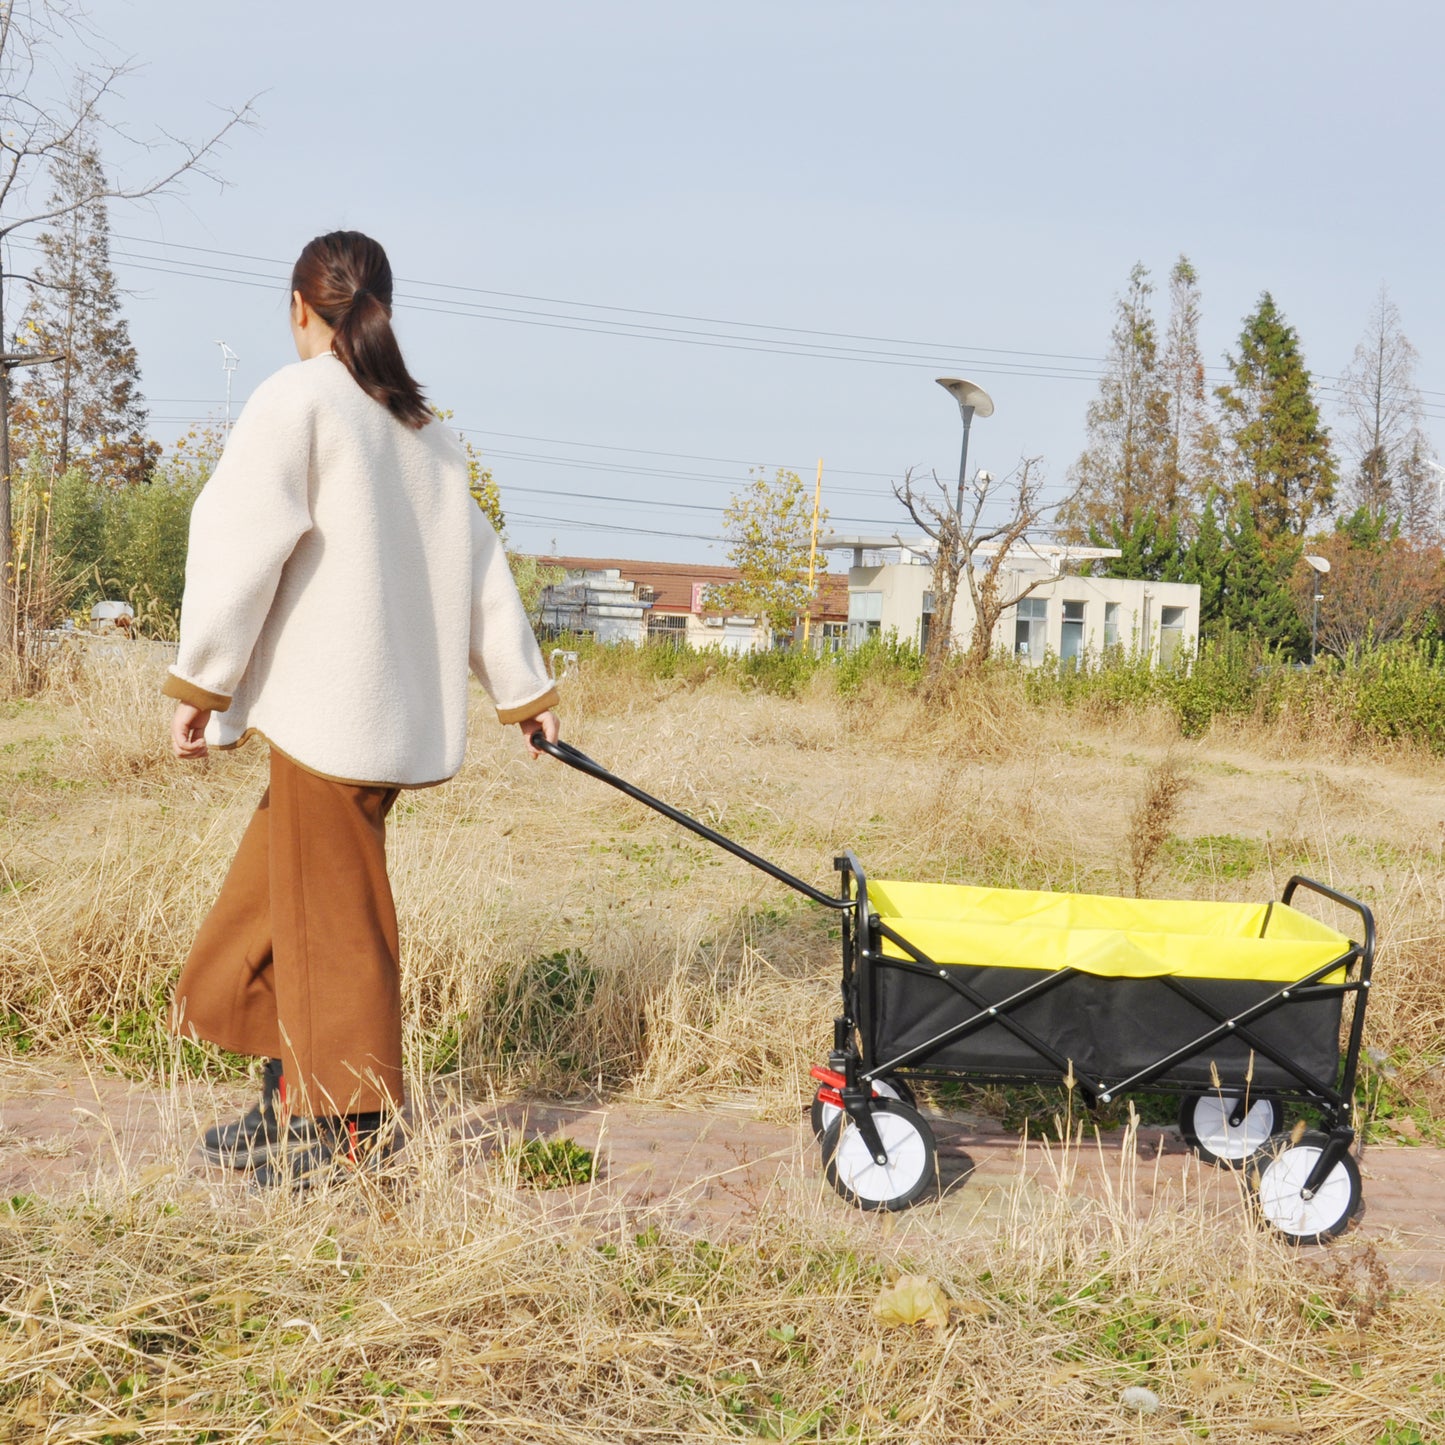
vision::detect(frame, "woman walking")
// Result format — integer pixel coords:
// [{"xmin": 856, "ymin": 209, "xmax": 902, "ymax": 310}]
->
[{"xmin": 164, "ymin": 230, "xmax": 559, "ymax": 1188}]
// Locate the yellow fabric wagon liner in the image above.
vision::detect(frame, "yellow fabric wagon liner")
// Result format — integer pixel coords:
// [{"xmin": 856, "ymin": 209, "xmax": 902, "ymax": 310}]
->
[{"xmin": 868, "ymin": 881, "xmax": 1351, "ymax": 984}]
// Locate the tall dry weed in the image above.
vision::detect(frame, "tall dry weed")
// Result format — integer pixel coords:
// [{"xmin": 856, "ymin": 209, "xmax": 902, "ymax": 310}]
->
[{"xmin": 1126, "ymin": 752, "xmax": 1191, "ymax": 897}]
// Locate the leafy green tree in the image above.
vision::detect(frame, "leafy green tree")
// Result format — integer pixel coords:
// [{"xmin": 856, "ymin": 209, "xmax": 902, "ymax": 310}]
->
[
  {"xmin": 1216, "ymin": 292, "xmax": 1337, "ymax": 549},
  {"xmin": 1061, "ymin": 262, "xmax": 1171, "ymax": 539},
  {"xmin": 507, "ymin": 553, "xmax": 563, "ymax": 625},
  {"xmin": 711, "ymin": 467, "xmax": 825, "ymax": 639},
  {"xmin": 1298, "ymin": 508, "xmax": 1442, "ymax": 660},
  {"xmin": 431, "ymin": 408, "xmax": 504, "ymax": 533}
]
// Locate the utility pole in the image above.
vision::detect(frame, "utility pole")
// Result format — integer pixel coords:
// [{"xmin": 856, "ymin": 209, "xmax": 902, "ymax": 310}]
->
[
  {"xmin": 802, "ymin": 458, "xmax": 823, "ymax": 649},
  {"xmin": 216, "ymin": 341, "xmax": 240, "ymax": 436}
]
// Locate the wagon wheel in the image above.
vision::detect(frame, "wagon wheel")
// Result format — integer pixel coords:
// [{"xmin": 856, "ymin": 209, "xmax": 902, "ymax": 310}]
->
[
  {"xmin": 809, "ymin": 1074, "xmax": 916, "ymax": 1141},
  {"xmin": 821, "ymin": 1099, "xmax": 937, "ymax": 1212},
  {"xmin": 1250, "ymin": 1131, "xmax": 1362, "ymax": 1246},
  {"xmin": 1179, "ymin": 1091, "xmax": 1284, "ymax": 1169}
]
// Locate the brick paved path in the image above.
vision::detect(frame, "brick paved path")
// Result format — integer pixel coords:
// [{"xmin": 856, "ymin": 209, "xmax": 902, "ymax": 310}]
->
[{"xmin": 1, "ymin": 1066, "xmax": 1441, "ymax": 1286}]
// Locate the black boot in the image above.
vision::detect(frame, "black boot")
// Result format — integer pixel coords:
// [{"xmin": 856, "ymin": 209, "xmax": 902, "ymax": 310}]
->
[
  {"xmin": 200, "ymin": 1059, "xmax": 315, "ymax": 1169},
  {"xmin": 251, "ymin": 1111, "xmax": 399, "ymax": 1192}
]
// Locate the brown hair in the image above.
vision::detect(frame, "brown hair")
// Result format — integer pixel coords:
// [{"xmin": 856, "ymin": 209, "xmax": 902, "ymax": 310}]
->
[{"xmin": 290, "ymin": 231, "xmax": 430, "ymax": 428}]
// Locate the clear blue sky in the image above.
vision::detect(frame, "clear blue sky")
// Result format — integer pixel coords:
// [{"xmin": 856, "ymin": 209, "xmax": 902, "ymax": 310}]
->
[{"xmin": 64, "ymin": 1, "xmax": 1445, "ymax": 561}]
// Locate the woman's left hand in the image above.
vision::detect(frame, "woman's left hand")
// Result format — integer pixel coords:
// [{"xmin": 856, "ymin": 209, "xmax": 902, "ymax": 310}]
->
[{"xmin": 517, "ymin": 709, "xmax": 560, "ymax": 758}]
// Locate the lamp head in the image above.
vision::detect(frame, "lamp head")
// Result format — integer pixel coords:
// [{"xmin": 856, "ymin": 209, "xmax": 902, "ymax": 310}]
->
[
  {"xmin": 936, "ymin": 377, "xmax": 995, "ymax": 420},
  {"xmin": 1304, "ymin": 554, "xmax": 1331, "ymax": 575}
]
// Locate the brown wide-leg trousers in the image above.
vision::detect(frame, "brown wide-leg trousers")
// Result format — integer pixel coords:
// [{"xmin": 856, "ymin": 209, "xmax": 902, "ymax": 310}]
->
[{"xmin": 171, "ymin": 749, "xmax": 404, "ymax": 1117}]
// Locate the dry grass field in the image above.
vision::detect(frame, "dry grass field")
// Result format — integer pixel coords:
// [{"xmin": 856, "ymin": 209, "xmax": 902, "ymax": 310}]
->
[{"xmin": 1, "ymin": 648, "xmax": 1443, "ymax": 1442}]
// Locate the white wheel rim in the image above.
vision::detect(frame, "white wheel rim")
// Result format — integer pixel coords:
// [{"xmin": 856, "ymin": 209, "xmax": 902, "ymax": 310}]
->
[
  {"xmin": 831, "ymin": 1110, "xmax": 929, "ymax": 1205},
  {"xmin": 1258, "ymin": 1146, "xmax": 1353, "ymax": 1238},
  {"xmin": 817, "ymin": 1078, "xmax": 901, "ymax": 1137},
  {"xmin": 1192, "ymin": 1095, "xmax": 1275, "ymax": 1159}
]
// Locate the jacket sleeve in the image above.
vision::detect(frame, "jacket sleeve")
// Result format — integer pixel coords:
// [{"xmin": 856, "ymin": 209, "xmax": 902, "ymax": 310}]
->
[
  {"xmin": 162, "ymin": 374, "xmax": 315, "ymax": 712},
  {"xmin": 467, "ymin": 504, "xmax": 560, "ymax": 725}
]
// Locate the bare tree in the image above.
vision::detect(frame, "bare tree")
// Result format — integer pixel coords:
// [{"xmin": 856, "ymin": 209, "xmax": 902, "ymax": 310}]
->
[
  {"xmin": 1157, "ymin": 255, "xmax": 1220, "ymax": 513},
  {"xmin": 1058, "ymin": 261, "xmax": 1170, "ymax": 541},
  {"xmin": 0, "ymin": 0, "xmax": 254, "ymax": 643},
  {"xmin": 1336, "ymin": 286, "xmax": 1433, "ymax": 530},
  {"xmin": 895, "ymin": 456, "xmax": 1072, "ymax": 676}
]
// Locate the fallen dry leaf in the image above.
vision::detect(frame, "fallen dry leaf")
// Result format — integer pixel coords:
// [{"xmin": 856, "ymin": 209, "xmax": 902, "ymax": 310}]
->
[{"xmin": 871, "ymin": 1275, "xmax": 951, "ymax": 1331}]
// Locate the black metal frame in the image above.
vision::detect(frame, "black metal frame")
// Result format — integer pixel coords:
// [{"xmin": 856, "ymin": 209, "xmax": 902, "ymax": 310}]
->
[{"xmin": 537, "ymin": 738, "xmax": 1376, "ymax": 1189}]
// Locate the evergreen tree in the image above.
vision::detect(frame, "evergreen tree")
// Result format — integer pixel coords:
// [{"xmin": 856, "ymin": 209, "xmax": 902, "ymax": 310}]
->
[
  {"xmin": 1216, "ymin": 292, "xmax": 1337, "ymax": 549},
  {"xmin": 1181, "ymin": 491, "xmax": 1227, "ymax": 634},
  {"xmin": 1089, "ymin": 507, "xmax": 1184, "ymax": 582},
  {"xmin": 10, "ymin": 140, "xmax": 158, "ymax": 487},
  {"xmin": 1158, "ymin": 256, "xmax": 1219, "ymax": 513},
  {"xmin": 1219, "ymin": 491, "xmax": 1307, "ymax": 652},
  {"xmin": 1061, "ymin": 262, "xmax": 1171, "ymax": 539},
  {"xmin": 1336, "ymin": 287, "xmax": 1436, "ymax": 537}
]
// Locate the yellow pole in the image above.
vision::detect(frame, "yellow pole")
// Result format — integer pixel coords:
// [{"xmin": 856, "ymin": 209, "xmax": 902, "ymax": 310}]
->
[{"xmin": 802, "ymin": 457, "xmax": 823, "ymax": 647}]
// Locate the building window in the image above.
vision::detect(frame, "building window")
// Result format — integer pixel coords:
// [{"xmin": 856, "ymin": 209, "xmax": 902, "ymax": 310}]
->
[
  {"xmin": 1060, "ymin": 600, "xmax": 1085, "ymax": 667},
  {"xmin": 646, "ymin": 612, "xmax": 688, "ymax": 646},
  {"xmin": 1103, "ymin": 601, "xmax": 1121, "ymax": 650},
  {"xmin": 819, "ymin": 620, "xmax": 848, "ymax": 654},
  {"xmin": 848, "ymin": 590, "xmax": 882, "ymax": 648},
  {"xmin": 1014, "ymin": 596, "xmax": 1047, "ymax": 660},
  {"xmin": 1159, "ymin": 605, "xmax": 1186, "ymax": 668}
]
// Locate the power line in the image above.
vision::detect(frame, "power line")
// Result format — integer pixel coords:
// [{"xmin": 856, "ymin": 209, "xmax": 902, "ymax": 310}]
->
[{"xmin": 94, "ymin": 231, "xmax": 1445, "ymax": 405}]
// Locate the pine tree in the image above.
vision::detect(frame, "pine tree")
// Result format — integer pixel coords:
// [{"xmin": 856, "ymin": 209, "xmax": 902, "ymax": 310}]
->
[
  {"xmin": 10, "ymin": 141, "xmax": 158, "ymax": 487},
  {"xmin": 1061, "ymin": 262, "xmax": 1171, "ymax": 539},
  {"xmin": 1336, "ymin": 286, "xmax": 1436, "ymax": 536},
  {"xmin": 1089, "ymin": 507, "xmax": 1183, "ymax": 582},
  {"xmin": 1157, "ymin": 256, "xmax": 1219, "ymax": 514},
  {"xmin": 1219, "ymin": 491, "xmax": 1306, "ymax": 652},
  {"xmin": 1216, "ymin": 292, "xmax": 1337, "ymax": 550},
  {"xmin": 1181, "ymin": 491, "xmax": 1227, "ymax": 634}
]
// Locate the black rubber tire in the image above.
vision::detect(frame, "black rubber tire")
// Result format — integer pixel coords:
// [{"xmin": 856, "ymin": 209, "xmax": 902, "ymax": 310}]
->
[
  {"xmin": 809, "ymin": 1074, "xmax": 916, "ymax": 1140},
  {"xmin": 1179, "ymin": 1090, "xmax": 1284, "ymax": 1169},
  {"xmin": 1251, "ymin": 1130, "xmax": 1363, "ymax": 1246},
  {"xmin": 820, "ymin": 1099, "xmax": 938, "ymax": 1212}
]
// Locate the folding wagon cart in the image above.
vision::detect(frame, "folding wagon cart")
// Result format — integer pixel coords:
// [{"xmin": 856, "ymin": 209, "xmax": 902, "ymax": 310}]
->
[{"xmin": 537, "ymin": 738, "xmax": 1375, "ymax": 1245}]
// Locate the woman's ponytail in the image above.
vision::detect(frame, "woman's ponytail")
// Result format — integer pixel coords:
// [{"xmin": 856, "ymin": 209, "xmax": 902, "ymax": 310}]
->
[{"xmin": 290, "ymin": 232, "xmax": 431, "ymax": 429}]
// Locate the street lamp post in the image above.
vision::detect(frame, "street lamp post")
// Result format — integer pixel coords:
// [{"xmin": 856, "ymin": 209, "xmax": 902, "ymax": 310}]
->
[
  {"xmin": 936, "ymin": 378, "xmax": 995, "ymax": 519},
  {"xmin": 1304, "ymin": 554, "xmax": 1330, "ymax": 663},
  {"xmin": 215, "ymin": 341, "xmax": 240, "ymax": 436}
]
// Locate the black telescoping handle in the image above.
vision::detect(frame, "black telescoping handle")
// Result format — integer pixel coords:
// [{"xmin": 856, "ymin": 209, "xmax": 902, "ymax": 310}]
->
[
  {"xmin": 531, "ymin": 734, "xmax": 851, "ymax": 910},
  {"xmin": 1282, "ymin": 874, "xmax": 1375, "ymax": 968}
]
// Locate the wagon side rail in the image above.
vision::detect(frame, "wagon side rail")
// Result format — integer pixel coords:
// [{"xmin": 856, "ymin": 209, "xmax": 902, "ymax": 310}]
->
[
  {"xmin": 1279, "ymin": 874, "xmax": 1376, "ymax": 1117},
  {"xmin": 532, "ymin": 736, "xmax": 855, "ymax": 912}
]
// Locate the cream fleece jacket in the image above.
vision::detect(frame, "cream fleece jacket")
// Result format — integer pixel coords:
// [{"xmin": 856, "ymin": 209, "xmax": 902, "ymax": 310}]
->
[{"xmin": 164, "ymin": 353, "xmax": 558, "ymax": 786}]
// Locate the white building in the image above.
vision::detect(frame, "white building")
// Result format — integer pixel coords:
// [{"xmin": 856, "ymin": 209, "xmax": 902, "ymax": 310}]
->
[
  {"xmin": 824, "ymin": 535, "xmax": 1201, "ymax": 667},
  {"xmin": 535, "ymin": 557, "xmax": 850, "ymax": 653}
]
